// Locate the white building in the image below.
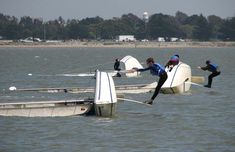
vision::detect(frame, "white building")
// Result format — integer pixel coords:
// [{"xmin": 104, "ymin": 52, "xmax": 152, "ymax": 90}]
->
[
  {"xmin": 157, "ymin": 37, "xmax": 165, "ymax": 42},
  {"xmin": 117, "ymin": 35, "xmax": 136, "ymax": 42}
]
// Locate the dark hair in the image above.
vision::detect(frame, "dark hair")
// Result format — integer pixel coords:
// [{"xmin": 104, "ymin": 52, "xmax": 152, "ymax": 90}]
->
[
  {"xmin": 206, "ymin": 60, "xmax": 210, "ymax": 64},
  {"xmin": 174, "ymin": 54, "xmax": 179, "ymax": 58},
  {"xmin": 146, "ymin": 57, "xmax": 154, "ymax": 63}
]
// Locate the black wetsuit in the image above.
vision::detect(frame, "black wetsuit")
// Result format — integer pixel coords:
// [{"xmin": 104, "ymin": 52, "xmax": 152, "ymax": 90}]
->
[
  {"xmin": 114, "ymin": 61, "xmax": 121, "ymax": 71},
  {"xmin": 114, "ymin": 60, "xmax": 121, "ymax": 77},
  {"xmin": 201, "ymin": 63, "xmax": 221, "ymax": 88}
]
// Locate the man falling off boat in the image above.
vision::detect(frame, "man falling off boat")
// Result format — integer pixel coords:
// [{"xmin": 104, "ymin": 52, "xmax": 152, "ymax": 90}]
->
[
  {"xmin": 198, "ymin": 60, "xmax": 221, "ymax": 88},
  {"xmin": 129, "ymin": 57, "xmax": 168, "ymax": 105}
]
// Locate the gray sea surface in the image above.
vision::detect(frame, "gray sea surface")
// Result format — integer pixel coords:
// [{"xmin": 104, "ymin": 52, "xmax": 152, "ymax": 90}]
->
[{"xmin": 0, "ymin": 47, "xmax": 234, "ymax": 152}]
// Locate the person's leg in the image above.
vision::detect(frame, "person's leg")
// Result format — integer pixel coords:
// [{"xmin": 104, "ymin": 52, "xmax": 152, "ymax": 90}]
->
[
  {"xmin": 148, "ymin": 73, "xmax": 168, "ymax": 103},
  {"xmin": 206, "ymin": 71, "xmax": 220, "ymax": 88},
  {"xmin": 206, "ymin": 74, "xmax": 213, "ymax": 87}
]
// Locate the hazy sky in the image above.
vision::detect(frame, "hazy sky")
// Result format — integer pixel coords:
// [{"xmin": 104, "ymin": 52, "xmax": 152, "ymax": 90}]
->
[{"xmin": 1, "ymin": 0, "xmax": 234, "ymax": 21}]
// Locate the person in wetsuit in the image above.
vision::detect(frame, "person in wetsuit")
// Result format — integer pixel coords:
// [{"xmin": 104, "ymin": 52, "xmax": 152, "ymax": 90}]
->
[
  {"xmin": 165, "ymin": 54, "xmax": 180, "ymax": 71},
  {"xmin": 114, "ymin": 58, "xmax": 121, "ymax": 77},
  {"xmin": 130, "ymin": 57, "xmax": 168, "ymax": 105},
  {"xmin": 198, "ymin": 60, "xmax": 221, "ymax": 88}
]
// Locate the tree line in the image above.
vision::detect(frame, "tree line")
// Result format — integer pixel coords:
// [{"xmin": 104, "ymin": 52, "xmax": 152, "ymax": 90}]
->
[{"xmin": 0, "ymin": 11, "xmax": 234, "ymax": 41}]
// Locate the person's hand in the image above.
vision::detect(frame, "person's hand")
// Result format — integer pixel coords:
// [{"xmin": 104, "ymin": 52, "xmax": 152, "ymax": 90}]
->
[
  {"xmin": 197, "ymin": 66, "xmax": 201, "ymax": 69},
  {"xmin": 126, "ymin": 68, "xmax": 137, "ymax": 73},
  {"xmin": 132, "ymin": 67, "xmax": 138, "ymax": 70}
]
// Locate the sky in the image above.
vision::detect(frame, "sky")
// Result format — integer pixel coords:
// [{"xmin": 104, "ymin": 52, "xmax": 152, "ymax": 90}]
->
[{"xmin": 0, "ymin": 0, "xmax": 235, "ymax": 21}]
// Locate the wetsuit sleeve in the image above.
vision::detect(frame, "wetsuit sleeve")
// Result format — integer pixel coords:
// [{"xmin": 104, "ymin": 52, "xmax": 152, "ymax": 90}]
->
[
  {"xmin": 201, "ymin": 66, "xmax": 209, "ymax": 71},
  {"xmin": 137, "ymin": 67, "xmax": 151, "ymax": 72}
]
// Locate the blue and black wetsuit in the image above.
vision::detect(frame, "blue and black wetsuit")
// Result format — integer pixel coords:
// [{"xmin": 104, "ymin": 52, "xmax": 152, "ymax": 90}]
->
[
  {"xmin": 137, "ymin": 63, "xmax": 168, "ymax": 100},
  {"xmin": 201, "ymin": 62, "xmax": 221, "ymax": 88}
]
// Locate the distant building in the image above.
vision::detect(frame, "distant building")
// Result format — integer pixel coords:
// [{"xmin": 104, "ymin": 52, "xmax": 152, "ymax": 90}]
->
[
  {"xmin": 170, "ymin": 37, "xmax": 185, "ymax": 42},
  {"xmin": 157, "ymin": 37, "xmax": 165, "ymax": 42},
  {"xmin": 117, "ymin": 35, "xmax": 136, "ymax": 42},
  {"xmin": 170, "ymin": 37, "xmax": 178, "ymax": 42}
]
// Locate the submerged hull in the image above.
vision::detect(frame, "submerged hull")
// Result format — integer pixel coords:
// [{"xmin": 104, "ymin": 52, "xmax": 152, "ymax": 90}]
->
[
  {"xmin": 0, "ymin": 100, "xmax": 93, "ymax": 117},
  {"xmin": 95, "ymin": 103, "xmax": 117, "ymax": 117}
]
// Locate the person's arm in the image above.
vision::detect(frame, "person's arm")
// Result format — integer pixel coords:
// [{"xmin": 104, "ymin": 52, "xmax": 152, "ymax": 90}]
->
[
  {"xmin": 137, "ymin": 67, "xmax": 151, "ymax": 72},
  {"xmin": 198, "ymin": 65, "xmax": 208, "ymax": 71},
  {"xmin": 127, "ymin": 67, "xmax": 150, "ymax": 73}
]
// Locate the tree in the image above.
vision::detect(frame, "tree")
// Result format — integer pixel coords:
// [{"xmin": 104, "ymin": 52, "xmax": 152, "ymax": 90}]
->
[
  {"xmin": 120, "ymin": 13, "xmax": 145, "ymax": 39},
  {"xmin": 219, "ymin": 17, "xmax": 235, "ymax": 41},
  {"xmin": 79, "ymin": 16, "xmax": 104, "ymax": 39},
  {"xmin": 208, "ymin": 15, "xmax": 223, "ymax": 39},
  {"xmin": 192, "ymin": 14, "xmax": 212, "ymax": 41},
  {"xmin": 147, "ymin": 13, "xmax": 183, "ymax": 39},
  {"xmin": 175, "ymin": 11, "xmax": 188, "ymax": 24},
  {"xmin": 66, "ymin": 19, "xmax": 90, "ymax": 39},
  {"xmin": 0, "ymin": 14, "xmax": 19, "ymax": 39}
]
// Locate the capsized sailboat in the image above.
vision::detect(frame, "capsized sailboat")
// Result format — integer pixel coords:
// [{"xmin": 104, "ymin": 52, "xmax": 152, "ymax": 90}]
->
[
  {"xmin": 0, "ymin": 70, "xmax": 117, "ymax": 117},
  {"xmin": 161, "ymin": 62, "xmax": 192, "ymax": 94},
  {"xmin": 58, "ymin": 55, "xmax": 143, "ymax": 78}
]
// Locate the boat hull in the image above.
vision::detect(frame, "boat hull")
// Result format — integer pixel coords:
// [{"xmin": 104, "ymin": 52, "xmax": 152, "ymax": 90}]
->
[
  {"xmin": 95, "ymin": 103, "xmax": 117, "ymax": 117},
  {"xmin": 161, "ymin": 62, "xmax": 192, "ymax": 94},
  {"xmin": 0, "ymin": 100, "xmax": 92, "ymax": 117},
  {"xmin": 94, "ymin": 71, "xmax": 117, "ymax": 117}
]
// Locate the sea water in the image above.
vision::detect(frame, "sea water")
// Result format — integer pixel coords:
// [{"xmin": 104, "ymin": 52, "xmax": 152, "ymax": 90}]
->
[{"xmin": 0, "ymin": 47, "xmax": 234, "ymax": 152}]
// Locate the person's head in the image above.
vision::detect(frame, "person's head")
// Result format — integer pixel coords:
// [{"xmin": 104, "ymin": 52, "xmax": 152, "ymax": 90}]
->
[
  {"xmin": 115, "ymin": 58, "xmax": 119, "ymax": 62},
  {"xmin": 174, "ymin": 54, "xmax": 179, "ymax": 58},
  {"xmin": 146, "ymin": 57, "xmax": 154, "ymax": 66},
  {"xmin": 206, "ymin": 60, "xmax": 210, "ymax": 65}
]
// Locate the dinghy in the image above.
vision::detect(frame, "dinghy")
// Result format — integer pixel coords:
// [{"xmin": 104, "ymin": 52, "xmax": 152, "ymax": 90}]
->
[
  {"xmin": 0, "ymin": 70, "xmax": 117, "ymax": 117},
  {"xmin": 161, "ymin": 62, "xmax": 191, "ymax": 94},
  {"xmin": 58, "ymin": 55, "xmax": 143, "ymax": 78},
  {"xmin": 0, "ymin": 99, "xmax": 93, "ymax": 117},
  {"xmin": 119, "ymin": 55, "xmax": 143, "ymax": 77}
]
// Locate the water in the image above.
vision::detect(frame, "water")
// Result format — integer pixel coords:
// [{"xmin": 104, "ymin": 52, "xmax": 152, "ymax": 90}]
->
[{"xmin": 0, "ymin": 47, "xmax": 234, "ymax": 152}]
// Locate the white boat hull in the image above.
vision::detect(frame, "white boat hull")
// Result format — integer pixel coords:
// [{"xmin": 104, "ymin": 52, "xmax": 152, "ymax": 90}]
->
[
  {"xmin": 161, "ymin": 62, "xmax": 191, "ymax": 94},
  {"xmin": 0, "ymin": 100, "xmax": 92, "ymax": 117},
  {"xmin": 95, "ymin": 103, "xmax": 117, "ymax": 117},
  {"xmin": 94, "ymin": 71, "xmax": 117, "ymax": 117}
]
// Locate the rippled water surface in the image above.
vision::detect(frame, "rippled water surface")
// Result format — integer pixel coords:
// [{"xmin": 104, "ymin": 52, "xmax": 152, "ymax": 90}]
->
[{"xmin": 0, "ymin": 47, "xmax": 234, "ymax": 152}]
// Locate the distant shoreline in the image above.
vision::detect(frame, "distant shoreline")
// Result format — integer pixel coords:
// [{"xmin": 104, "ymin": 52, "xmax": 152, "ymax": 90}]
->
[{"xmin": 0, "ymin": 40, "xmax": 235, "ymax": 48}]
